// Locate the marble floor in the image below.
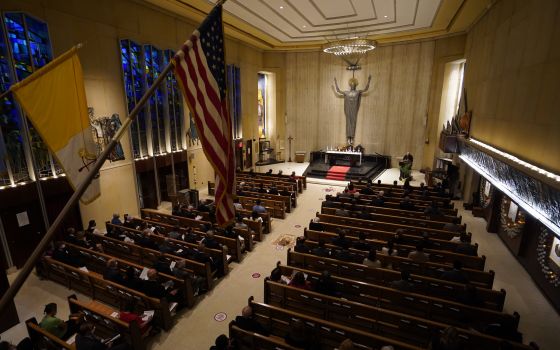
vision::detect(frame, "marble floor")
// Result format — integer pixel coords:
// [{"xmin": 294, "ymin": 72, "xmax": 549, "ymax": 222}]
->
[{"xmin": 1, "ymin": 163, "xmax": 558, "ymax": 349}]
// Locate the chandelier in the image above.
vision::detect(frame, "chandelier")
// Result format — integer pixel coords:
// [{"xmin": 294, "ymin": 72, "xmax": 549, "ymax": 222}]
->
[{"xmin": 322, "ymin": 38, "xmax": 377, "ymax": 70}]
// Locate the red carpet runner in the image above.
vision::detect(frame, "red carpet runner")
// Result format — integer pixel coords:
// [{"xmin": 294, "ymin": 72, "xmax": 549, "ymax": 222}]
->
[{"xmin": 326, "ymin": 165, "xmax": 351, "ymax": 180}]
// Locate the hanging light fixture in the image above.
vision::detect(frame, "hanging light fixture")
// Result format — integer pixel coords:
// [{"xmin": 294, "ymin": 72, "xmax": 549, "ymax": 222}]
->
[{"xmin": 322, "ymin": 37, "xmax": 377, "ymax": 71}]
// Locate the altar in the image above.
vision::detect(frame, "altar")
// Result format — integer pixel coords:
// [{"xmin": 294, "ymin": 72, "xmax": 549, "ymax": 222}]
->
[{"xmin": 325, "ymin": 150, "xmax": 362, "ymax": 166}]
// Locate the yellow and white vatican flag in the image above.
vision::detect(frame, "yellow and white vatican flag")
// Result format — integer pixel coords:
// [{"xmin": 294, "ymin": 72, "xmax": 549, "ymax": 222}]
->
[{"xmin": 10, "ymin": 46, "xmax": 100, "ymax": 203}]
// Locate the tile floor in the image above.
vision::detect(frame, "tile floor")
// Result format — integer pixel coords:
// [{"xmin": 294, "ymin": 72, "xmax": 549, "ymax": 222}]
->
[{"xmin": 1, "ymin": 163, "xmax": 558, "ymax": 349}]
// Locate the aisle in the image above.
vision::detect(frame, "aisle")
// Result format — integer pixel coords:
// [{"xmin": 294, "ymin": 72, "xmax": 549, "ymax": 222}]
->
[{"xmin": 151, "ymin": 180, "xmax": 340, "ymax": 349}]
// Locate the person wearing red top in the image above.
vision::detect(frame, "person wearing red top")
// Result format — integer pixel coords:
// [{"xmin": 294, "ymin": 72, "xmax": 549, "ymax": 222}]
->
[
  {"xmin": 118, "ymin": 303, "xmax": 151, "ymax": 335},
  {"xmin": 288, "ymin": 271, "xmax": 311, "ymax": 290}
]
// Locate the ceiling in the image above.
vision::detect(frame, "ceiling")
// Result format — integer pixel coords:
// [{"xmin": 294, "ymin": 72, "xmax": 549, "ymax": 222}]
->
[{"xmin": 145, "ymin": 0, "xmax": 493, "ymax": 50}]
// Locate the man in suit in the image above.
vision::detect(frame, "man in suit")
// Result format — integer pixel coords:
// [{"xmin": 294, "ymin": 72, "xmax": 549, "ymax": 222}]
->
[
  {"xmin": 331, "ymin": 230, "xmax": 351, "ymax": 249},
  {"xmin": 137, "ymin": 229, "xmax": 159, "ymax": 251},
  {"xmin": 311, "ymin": 239, "xmax": 331, "ymax": 257},
  {"xmin": 75, "ymin": 322, "xmax": 128, "ymax": 350},
  {"xmin": 360, "ymin": 183, "xmax": 374, "ymax": 195},
  {"xmin": 294, "ymin": 237, "xmax": 311, "ymax": 254},
  {"xmin": 268, "ymin": 185, "xmax": 279, "ymax": 195},
  {"xmin": 103, "ymin": 259, "xmax": 125, "ymax": 285},
  {"xmin": 234, "ymin": 306, "xmax": 269, "ymax": 336},
  {"xmin": 399, "ymin": 196, "xmax": 416, "ymax": 211},
  {"xmin": 352, "ymin": 232, "xmax": 371, "ymax": 251}
]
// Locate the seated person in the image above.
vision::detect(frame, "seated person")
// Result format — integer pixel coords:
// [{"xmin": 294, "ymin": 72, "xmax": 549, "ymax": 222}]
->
[
  {"xmin": 441, "ymin": 260, "xmax": 469, "ymax": 284},
  {"xmin": 181, "ymin": 227, "xmax": 199, "ymax": 244},
  {"xmin": 257, "ymin": 183, "xmax": 267, "ymax": 193},
  {"xmin": 456, "ymin": 235, "xmax": 477, "ymax": 256},
  {"xmin": 277, "ymin": 170, "xmax": 283, "ymax": 176},
  {"xmin": 103, "ymin": 259, "xmax": 125, "ymax": 285},
  {"xmin": 201, "ymin": 231, "xmax": 222, "ymax": 250},
  {"xmin": 39, "ymin": 303, "xmax": 81, "ymax": 340},
  {"xmin": 360, "ymin": 183, "xmax": 374, "ymax": 195},
  {"xmin": 122, "ymin": 214, "xmax": 136, "ymax": 229},
  {"xmin": 158, "ymin": 238, "xmax": 176, "ymax": 254},
  {"xmin": 173, "ymin": 259, "xmax": 206, "ymax": 294},
  {"xmin": 251, "ymin": 200, "xmax": 267, "ymax": 214},
  {"xmin": 424, "ymin": 201, "xmax": 443, "ymax": 216},
  {"xmin": 142, "ymin": 269, "xmax": 180, "ymax": 301},
  {"xmin": 458, "ymin": 283, "xmax": 483, "ymax": 307},
  {"xmin": 294, "ymin": 237, "xmax": 311, "ymax": 253},
  {"xmin": 407, "ymin": 243, "xmax": 430, "ymax": 263},
  {"xmin": 288, "ymin": 271, "xmax": 311, "ymax": 290},
  {"xmin": 122, "ymin": 266, "xmax": 142, "ymax": 291},
  {"xmin": 314, "ymin": 270, "xmax": 337, "ymax": 297},
  {"xmin": 85, "ymin": 220, "xmax": 102, "ymax": 235},
  {"xmin": 331, "ymin": 230, "xmax": 351, "ymax": 249},
  {"xmin": 372, "ymin": 191, "xmax": 385, "ymax": 206},
  {"xmin": 289, "ymin": 171, "xmax": 297, "ymax": 180},
  {"xmin": 118, "ymin": 302, "xmax": 151, "ymax": 334},
  {"xmin": 309, "ymin": 217, "xmax": 324, "ymax": 231},
  {"xmin": 450, "ymin": 231, "xmax": 468, "ymax": 243},
  {"xmin": 137, "ymin": 229, "xmax": 159, "ymax": 251},
  {"xmin": 249, "ymin": 210, "xmax": 263, "ymax": 223},
  {"xmin": 268, "ymin": 185, "xmax": 279, "ymax": 195},
  {"xmin": 353, "ymin": 232, "xmax": 372, "ymax": 251},
  {"xmin": 233, "ymin": 197, "xmax": 243, "ymax": 211},
  {"xmin": 389, "ymin": 270, "xmax": 415, "ymax": 292},
  {"xmin": 346, "ymin": 183, "xmax": 357, "ymax": 194},
  {"xmin": 154, "ymin": 255, "xmax": 172, "ymax": 275},
  {"xmin": 399, "ymin": 196, "xmax": 416, "ymax": 211},
  {"xmin": 380, "ymin": 239, "xmax": 398, "ymax": 257},
  {"xmin": 75, "ymin": 322, "xmax": 127, "ymax": 350},
  {"xmin": 311, "ymin": 239, "xmax": 331, "ymax": 257},
  {"xmin": 110, "ymin": 213, "xmax": 122, "ymax": 225},
  {"xmin": 334, "ymin": 207, "xmax": 350, "ymax": 217},
  {"xmin": 0, "ymin": 339, "xmax": 33, "ymax": 350},
  {"xmin": 234, "ymin": 306, "xmax": 269, "ymax": 335},
  {"xmin": 334, "ymin": 247, "xmax": 357, "ymax": 263},
  {"xmin": 363, "ymin": 249, "xmax": 382, "ymax": 268},
  {"xmin": 210, "ymin": 334, "xmax": 234, "ymax": 350},
  {"xmin": 167, "ymin": 225, "xmax": 181, "ymax": 240}
]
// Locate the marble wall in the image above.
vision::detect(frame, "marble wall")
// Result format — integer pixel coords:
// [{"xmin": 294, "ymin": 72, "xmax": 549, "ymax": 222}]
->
[{"xmin": 464, "ymin": 0, "xmax": 560, "ymax": 173}]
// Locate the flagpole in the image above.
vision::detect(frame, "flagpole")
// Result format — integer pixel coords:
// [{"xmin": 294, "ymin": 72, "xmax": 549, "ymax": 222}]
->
[
  {"xmin": 0, "ymin": 61, "xmax": 173, "ymax": 314},
  {"xmin": 0, "ymin": 0, "xmax": 229, "ymax": 316}
]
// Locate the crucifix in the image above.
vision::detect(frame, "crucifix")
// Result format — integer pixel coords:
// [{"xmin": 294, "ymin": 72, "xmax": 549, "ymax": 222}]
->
[{"xmin": 288, "ymin": 135, "xmax": 294, "ymax": 162}]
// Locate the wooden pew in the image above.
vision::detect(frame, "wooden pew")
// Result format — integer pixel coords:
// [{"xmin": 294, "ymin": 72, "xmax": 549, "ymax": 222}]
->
[
  {"xmin": 274, "ymin": 264, "xmax": 520, "ymax": 333},
  {"xmin": 264, "ymin": 280, "xmax": 531, "ymax": 350},
  {"xmin": 86, "ymin": 233, "xmax": 217, "ymax": 290},
  {"xmin": 40, "ymin": 257, "xmax": 174, "ymax": 330},
  {"xmin": 321, "ymin": 206, "xmax": 464, "ymax": 231},
  {"xmin": 239, "ymin": 191, "xmax": 294, "ymax": 212},
  {"xmin": 188, "ymin": 208, "xmax": 267, "ymax": 238},
  {"xmin": 237, "ymin": 195, "xmax": 285, "ymax": 219},
  {"xmin": 317, "ymin": 213, "xmax": 462, "ymax": 241},
  {"xmin": 26, "ymin": 318, "xmax": 75, "ymax": 350},
  {"xmin": 237, "ymin": 172, "xmax": 306, "ymax": 192},
  {"xmin": 236, "ymin": 179, "xmax": 297, "ymax": 195},
  {"xmin": 328, "ymin": 195, "xmax": 459, "ymax": 216},
  {"xmin": 287, "ymin": 250, "xmax": 505, "ymax": 311},
  {"xmin": 229, "ymin": 323, "xmax": 300, "ymax": 350},
  {"xmin": 61, "ymin": 242, "xmax": 194, "ymax": 307},
  {"xmin": 351, "ymin": 182, "xmax": 451, "ymax": 203},
  {"xmin": 139, "ymin": 209, "xmax": 252, "ymax": 252},
  {"xmin": 323, "ymin": 200, "xmax": 460, "ymax": 224},
  {"xmin": 300, "ymin": 238, "xmax": 494, "ymax": 288},
  {"xmin": 67, "ymin": 295, "xmax": 146, "ymax": 350},
  {"xmin": 307, "ymin": 225, "xmax": 485, "ymax": 270},
  {"xmin": 246, "ymin": 297, "xmax": 423, "ymax": 350}
]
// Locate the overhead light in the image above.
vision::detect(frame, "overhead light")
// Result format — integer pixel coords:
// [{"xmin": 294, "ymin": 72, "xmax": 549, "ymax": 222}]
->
[
  {"xmin": 323, "ymin": 38, "xmax": 377, "ymax": 69},
  {"xmin": 384, "ymin": 15, "xmax": 388, "ymax": 18},
  {"xmin": 302, "ymin": 25, "xmax": 306, "ymax": 28},
  {"xmin": 279, "ymin": 6, "xmax": 284, "ymax": 9}
]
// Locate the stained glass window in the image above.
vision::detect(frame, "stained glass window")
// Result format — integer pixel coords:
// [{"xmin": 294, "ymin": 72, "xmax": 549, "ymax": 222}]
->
[
  {"xmin": 0, "ymin": 12, "xmax": 56, "ymax": 183},
  {"xmin": 257, "ymin": 73, "xmax": 266, "ymax": 137},
  {"xmin": 164, "ymin": 50, "xmax": 184, "ymax": 152},
  {"xmin": 120, "ymin": 39, "xmax": 148, "ymax": 158},
  {"xmin": 227, "ymin": 64, "xmax": 241, "ymax": 139},
  {"xmin": 144, "ymin": 45, "xmax": 164, "ymax": 155},
  {"xmin": 120, "ymin": 42, "xmax": 185, "ymax": 159}
]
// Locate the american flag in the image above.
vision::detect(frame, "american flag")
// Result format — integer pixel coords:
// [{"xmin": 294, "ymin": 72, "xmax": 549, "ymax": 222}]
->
[{"xmin": 173, "ymin": 4, "xmax": 235, "ymax": 225}]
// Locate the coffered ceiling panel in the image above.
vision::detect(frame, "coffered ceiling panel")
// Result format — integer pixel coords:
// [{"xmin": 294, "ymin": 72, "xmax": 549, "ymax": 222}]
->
[
  {"xmin": 145, "ymin": 0, "xmax": 492, "ymax": 50},
  {"xmin": 214, "ymin": 0, "xmax": 441, "ymax": 42}
]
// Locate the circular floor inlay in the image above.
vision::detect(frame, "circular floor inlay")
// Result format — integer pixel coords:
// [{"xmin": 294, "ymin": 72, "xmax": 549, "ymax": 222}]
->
[
  {"xmin": 294, "ymin": 224, "xmax": 302, "ymax": 228},
  {"xmin": 252, "ymin": 272, "xmax": 261, "ymax": 278},
  {"xmin": 214, "ymin": 312, "xmax": 227, "ymax": 322}
]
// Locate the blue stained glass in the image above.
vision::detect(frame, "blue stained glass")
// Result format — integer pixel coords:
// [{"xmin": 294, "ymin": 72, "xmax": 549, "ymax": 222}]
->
[
  {"xmin": 119, "ymin": 40, "xmax": 140, "ymax": 158},
  {"xmin": 2, "ymin": 13, "xmax": 55, "ymax": 181}
]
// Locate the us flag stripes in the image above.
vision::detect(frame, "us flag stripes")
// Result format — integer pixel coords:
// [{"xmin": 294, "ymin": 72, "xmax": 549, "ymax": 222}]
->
[{"xmin": 173, "ymin": 4, "xmax": 235, "ymax": 225}]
